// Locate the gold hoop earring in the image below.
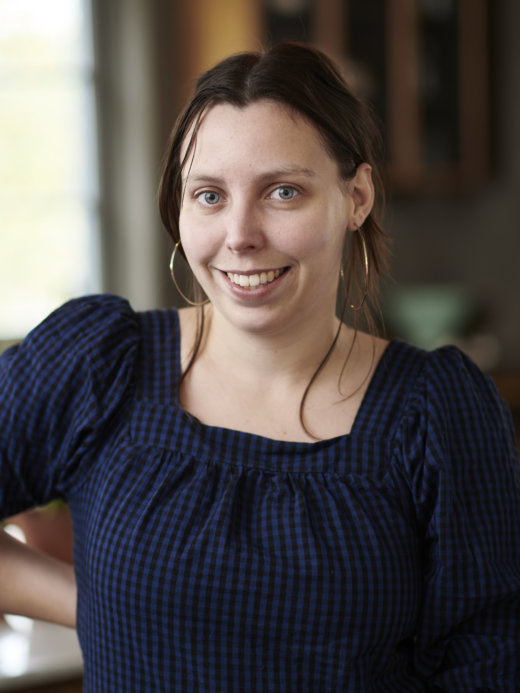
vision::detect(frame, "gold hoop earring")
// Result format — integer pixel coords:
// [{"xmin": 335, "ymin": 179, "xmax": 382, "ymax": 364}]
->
[
  {"xmin": 169, "ymin": 241, "xmax": 210, "ymax": 307},
  {"xmin": 349, "ymin": 230, "xmax": 369, "ymax": 311}
]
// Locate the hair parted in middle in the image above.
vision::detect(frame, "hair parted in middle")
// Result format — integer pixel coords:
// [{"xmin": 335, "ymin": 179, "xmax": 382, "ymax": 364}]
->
[
  {"xmin": 158, "ymin": 42, "xmax": 391, "ymax": 436},
  {"xmin": 159, "ymin": 41, "xmax": 390, "ymax": 312}
]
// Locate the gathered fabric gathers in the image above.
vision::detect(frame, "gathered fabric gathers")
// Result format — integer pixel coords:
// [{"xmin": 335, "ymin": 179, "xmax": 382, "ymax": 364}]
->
[{"xmin": 1, "ymin": 294, "xmax": 519, "ymax": 692}]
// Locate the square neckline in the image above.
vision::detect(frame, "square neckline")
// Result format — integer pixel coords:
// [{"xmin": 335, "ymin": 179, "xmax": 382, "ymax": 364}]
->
[{"xmin": 171, "ymin": 308, "xmax": 400, "ymax": 447}]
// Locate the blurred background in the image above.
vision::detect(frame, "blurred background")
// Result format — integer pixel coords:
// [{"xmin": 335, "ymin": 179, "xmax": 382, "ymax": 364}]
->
[
  {"xmin": 1, "ymin": 0, "xmax": 519, "ymax": 390},
  {"xmin": 0, "ymin": 4, "xmax": 519, "ymax": 687}
]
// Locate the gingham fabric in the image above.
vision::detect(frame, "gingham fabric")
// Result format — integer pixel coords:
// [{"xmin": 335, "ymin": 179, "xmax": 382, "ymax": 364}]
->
[{"xmin": 1, "ymin": 294, "xmax": 519, "ymax": 692}]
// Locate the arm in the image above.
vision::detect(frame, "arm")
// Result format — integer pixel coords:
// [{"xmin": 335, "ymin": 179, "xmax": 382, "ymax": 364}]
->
[
  {"xmin": 399, "ymin": 347, "xmax": 520, "ymax": 689},
  {"xmin": 0, "ymin": 528, "xmax": 76, "ymax": 628},
  {"xmin": 0, "ymin": 297, "xmax": 138, "ymax": 629}
]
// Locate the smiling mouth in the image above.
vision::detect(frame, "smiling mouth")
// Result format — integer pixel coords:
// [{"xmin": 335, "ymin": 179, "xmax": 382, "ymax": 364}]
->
[{"xmin": 225, "ymin": 268, "xmax": 288, "ymax": 288}]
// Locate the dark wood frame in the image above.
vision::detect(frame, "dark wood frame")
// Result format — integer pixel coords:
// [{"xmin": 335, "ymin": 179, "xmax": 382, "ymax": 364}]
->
[{"xmin": 311, "ymin": 0, "xmax": 490, "ymax": 193}]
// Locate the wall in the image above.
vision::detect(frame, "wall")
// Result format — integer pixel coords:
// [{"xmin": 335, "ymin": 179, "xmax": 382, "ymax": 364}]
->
[
  {"xmin": 385, "ymin": 0, "xmax": 520, "ymax": 369},
  {"xmin": 92, "ymin": 0, "xmax": 520, "ymax": 368}
]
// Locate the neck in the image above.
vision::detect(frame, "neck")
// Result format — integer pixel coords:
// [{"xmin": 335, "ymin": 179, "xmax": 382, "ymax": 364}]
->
[{"xmin": 200, "ymin": 306, "xmax": 345, "ymax": 390}]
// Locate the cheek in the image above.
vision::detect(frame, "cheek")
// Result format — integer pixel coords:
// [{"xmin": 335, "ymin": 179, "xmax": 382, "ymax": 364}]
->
[
  {"xmin": 282, "ymin": 208, "xmax": 346, "ymax": 260},
  {"xmin": 179, "ymin": 212, "xmax": 218, "ymax": 264}
]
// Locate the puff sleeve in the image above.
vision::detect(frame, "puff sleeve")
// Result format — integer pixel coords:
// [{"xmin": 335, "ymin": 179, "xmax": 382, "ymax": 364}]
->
[
  {"xmin": 394, "ymin": 346, "xmax": 520, "ymax": 690},
  {"xmin": 0, "ymin": 294, "xmax": 139, "ymax": 518}
]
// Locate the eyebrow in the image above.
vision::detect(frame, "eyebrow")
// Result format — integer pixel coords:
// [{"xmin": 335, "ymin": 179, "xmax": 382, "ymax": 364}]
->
[{"xmin": 184, "ymin": 166, "xmax": 319, "ymax": 186}]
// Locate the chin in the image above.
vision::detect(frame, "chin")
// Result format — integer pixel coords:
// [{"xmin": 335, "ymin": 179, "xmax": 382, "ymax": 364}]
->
[{"xmin": 217, "ymin": 302, "xmax": 295, "ymax": 336}]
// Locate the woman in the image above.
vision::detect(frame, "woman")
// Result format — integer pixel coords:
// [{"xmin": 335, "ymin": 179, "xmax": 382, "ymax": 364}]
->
[{"xmin": 1, "ymin": 43, "xmax": 519, "ymax": 691}]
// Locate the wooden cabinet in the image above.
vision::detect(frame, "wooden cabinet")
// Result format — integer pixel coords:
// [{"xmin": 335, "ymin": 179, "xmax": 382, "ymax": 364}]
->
[{"xmin": 266, "ymin": 0, "xmax": 490, "ymax": 193}]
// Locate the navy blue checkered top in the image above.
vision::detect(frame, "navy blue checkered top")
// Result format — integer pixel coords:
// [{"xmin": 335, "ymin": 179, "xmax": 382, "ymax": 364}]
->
[{"xmin": 1, "ymin": 295, "xmax": 519, "ymax": 691}]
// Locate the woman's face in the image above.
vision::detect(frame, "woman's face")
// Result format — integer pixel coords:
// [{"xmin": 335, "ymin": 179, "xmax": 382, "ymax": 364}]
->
[{"xmin": 179, "ymin": 99, "xmax": 370, "ymax": 338}]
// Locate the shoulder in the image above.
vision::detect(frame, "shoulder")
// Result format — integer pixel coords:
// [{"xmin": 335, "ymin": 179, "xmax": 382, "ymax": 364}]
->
[
  {"xmin": 422, "ymin": 344, "xmax": 506, "ymax": 422},
  {"xmin": 0, "ymin": 295, "xmax": 147, "ymax": 505},
  {"xmin": 26, "ymin": 293, "xmax": 139, "ymax": 347},
  {"xmin": 0, "ymin": 295, "xmax": 139, "ymax": 363},
  {"xmin": 389, "ymin": 340, "xmax": 516, "ymax": 458},
  {"xmin": 383, "ymin": 339, "xmax": 499, "ymax": 407},
  {"xmin": 0, "ymin": 293, "xmax": 182, "ymax": 439},
  {"xmin": 390, "ymin": 342, "xmax": 519, "ymax": 525},
  {"xmin": 374, "ymin": 338, "xmax": 513, "ymax": 449},
  {"xmin": 1, "ymin": 294, "xmax": 149, "ymax": 404}
]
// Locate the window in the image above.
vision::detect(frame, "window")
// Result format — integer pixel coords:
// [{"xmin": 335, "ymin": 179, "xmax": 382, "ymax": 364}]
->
[{"xmin": 0, "ymin": 0, "xmax": 100, "ymax": 339}]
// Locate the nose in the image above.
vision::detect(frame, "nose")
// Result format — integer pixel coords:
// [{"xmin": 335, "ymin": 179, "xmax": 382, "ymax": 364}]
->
[{"xmin": 225, "ymin": 200, "xmax": 265, "ymax": 253}]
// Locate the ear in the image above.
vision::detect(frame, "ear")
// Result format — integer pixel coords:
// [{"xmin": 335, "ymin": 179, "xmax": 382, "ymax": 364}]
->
[{"xmin": 346, "ymin": 163, "xmax": 374, "ymax": 230}]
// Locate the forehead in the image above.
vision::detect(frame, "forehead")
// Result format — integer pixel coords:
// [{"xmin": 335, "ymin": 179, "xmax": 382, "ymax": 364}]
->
[{"xmin": 181, "ymin": 100, "xmax": 339, "ymax": 176}]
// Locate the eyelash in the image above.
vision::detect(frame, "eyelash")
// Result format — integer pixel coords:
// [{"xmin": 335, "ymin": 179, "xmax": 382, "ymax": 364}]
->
[
  {"xmin": 193, "ymin": 185, "xmax": 300, "ymax": 207},
  {"xmin": 196, "ymin": 190, "xmax": 221, "ymax": 206},
  {"xmin": 268, "ymin": 186, "xmax": 299, "ymax": 201}
]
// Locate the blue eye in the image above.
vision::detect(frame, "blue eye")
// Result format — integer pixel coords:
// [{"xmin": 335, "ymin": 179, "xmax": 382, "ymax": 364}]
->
[
  {"xmin": 198, "ymin": 191, "xmax": 220, "ymax": 206},
  {"xmin": 272, "ymin": 186, "xmax": 298, "ymax": 201}
]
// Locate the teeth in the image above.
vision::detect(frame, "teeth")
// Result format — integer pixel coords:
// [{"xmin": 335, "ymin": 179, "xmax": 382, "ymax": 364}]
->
[{"xmin": 226, "ymin": 269, "xmax": 283, "ymax": 288}]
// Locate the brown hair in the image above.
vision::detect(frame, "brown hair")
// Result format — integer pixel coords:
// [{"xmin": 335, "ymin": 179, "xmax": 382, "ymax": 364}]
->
[{"xmin": 158, "ymin": 42, "xmax": 391, "ymax": 436}]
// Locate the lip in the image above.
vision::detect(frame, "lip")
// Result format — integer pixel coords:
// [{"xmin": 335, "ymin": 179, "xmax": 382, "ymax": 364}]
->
[
  {"xmin": 218, "ymin": 266, "xmax": 290, "ymax": 299},
  {"xmin": 223, "ymin": 267, "xmax": 287, "ymax": 275}
]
